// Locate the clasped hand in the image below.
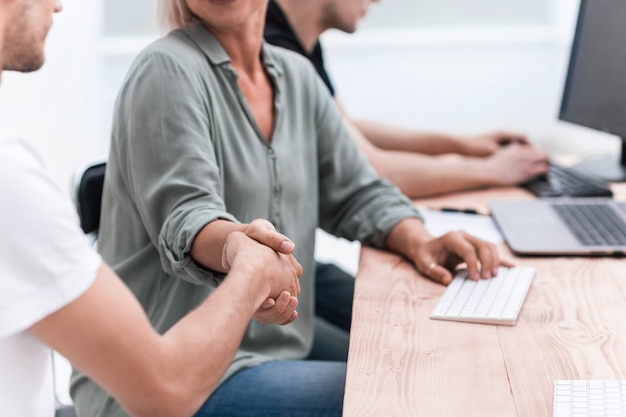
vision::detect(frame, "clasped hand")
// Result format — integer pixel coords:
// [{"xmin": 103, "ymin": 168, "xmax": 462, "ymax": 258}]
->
[{"xmin": 223, "ymin": 219, "xmax": 302, "ymax": 325}]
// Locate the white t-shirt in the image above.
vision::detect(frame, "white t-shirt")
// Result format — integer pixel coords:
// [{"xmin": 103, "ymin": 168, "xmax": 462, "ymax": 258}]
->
[{"xmin": 0, "ymin": 138, "xmax": 101, "ymax": 417}]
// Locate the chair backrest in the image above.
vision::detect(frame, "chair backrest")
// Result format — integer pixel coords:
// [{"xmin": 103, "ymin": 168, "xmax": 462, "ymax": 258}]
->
[
  {"xmin": 55, "ymin": 405, "xmax": 77, "ymax": 417},
  {"xmin": 73, "ymin": 160, "xmax": 106, "ymax": 235}
]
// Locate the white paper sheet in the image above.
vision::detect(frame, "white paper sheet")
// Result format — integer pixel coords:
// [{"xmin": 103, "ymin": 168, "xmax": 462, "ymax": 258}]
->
[{"xmin": 417, "ymin": 207, "xmax": 503, "ymax": 244}]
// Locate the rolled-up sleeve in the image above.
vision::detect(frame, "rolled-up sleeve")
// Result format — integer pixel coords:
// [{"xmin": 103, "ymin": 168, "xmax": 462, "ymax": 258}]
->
[{"xmin": 110, "ymin": 49, "xmax": 236, "ymax": 285}]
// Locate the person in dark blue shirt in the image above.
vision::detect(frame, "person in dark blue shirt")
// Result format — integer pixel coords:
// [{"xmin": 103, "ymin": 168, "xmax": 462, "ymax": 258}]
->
[
  {"xmin": 264, "ymin": 0, "xmax": 550, "ymax": 198},
  {"xmin": 264, "ymin": 0, "xmax": 548, "ymax": 361}
]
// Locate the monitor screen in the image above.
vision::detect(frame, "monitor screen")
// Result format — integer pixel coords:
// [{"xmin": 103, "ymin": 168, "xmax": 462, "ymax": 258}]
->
[{"xmin": 559, "ymin": 0, "xmax": 626, "ymax": 138}]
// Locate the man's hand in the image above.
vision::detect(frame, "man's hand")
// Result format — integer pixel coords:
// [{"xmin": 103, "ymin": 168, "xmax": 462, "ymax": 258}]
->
[
  {"xmin": 456, "ymin": 131, "xmax": 529, "ymax": 157},
  {"xmin": 222, "ymin": 227, "xmax": 303, "ymax": 325},
  {"xmin": 483, "ymin": 144, "xmax": 550, "ymax": 185}
]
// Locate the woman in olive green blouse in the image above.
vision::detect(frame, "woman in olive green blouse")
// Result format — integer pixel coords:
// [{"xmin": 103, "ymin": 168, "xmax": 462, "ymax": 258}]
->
[{"xmin": 71, "ymin": 1, "xmax": 511, "ymax": 416}]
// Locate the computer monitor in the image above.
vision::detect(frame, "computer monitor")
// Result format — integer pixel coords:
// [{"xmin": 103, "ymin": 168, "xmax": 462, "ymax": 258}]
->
[{"xmin": 559, "ymin": 0, "xmax": 626, "ymax": 182}]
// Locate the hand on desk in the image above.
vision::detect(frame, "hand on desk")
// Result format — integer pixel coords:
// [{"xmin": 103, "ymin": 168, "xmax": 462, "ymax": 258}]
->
[
  {"xmin": 414, "ymin": 230, "xmax": 514, "ymax": 285},
  {"xmin": 386, "ymin": 218, "xmax": 514, "ymax": 286}
]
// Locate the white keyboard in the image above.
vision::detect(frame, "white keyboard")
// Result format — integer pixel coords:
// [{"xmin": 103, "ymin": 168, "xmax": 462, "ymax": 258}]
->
[
  {"xmin": 554, "ymin": 380, "xmax": 626, "ymax": 417},
  {"xmin": 430, "ymin": 266, "xmax": 535, "ymax": 325}
]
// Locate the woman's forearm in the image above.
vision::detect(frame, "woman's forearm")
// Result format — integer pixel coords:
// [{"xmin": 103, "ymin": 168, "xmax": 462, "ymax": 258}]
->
[{"xmin": 190, "ymin": 219, "xmax": 248, "ymax": 272}]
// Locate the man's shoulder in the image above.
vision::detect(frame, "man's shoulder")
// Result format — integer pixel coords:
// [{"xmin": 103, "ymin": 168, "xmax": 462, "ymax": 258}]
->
[
  {"xmin": 0, "ymin": 138, "xmax": 61, "ymax": 211},
  {"xmin": 0, "ymin": 138, "xmax": 44, "ymax": 175}
]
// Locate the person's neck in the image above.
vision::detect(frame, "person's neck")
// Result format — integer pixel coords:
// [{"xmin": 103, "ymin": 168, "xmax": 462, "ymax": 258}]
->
[
  {"xmin": 202, "ymin": 13, "xmax": 265, "ymax": 78},
  {"xmin": 274, "ymin": 0, "xmax": 325, "ymax": 54}
]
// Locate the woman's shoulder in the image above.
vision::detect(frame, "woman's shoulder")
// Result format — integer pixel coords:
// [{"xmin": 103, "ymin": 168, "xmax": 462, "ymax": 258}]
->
[{"xmin": 133, "ymin": 29, "xmax": 209, "ymax": 73}]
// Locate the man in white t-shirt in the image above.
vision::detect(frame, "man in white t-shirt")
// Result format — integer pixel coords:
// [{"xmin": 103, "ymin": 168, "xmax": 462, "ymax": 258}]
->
[{"xmin": 0, "ymin": 1, "xmax": 303, "ymax": 416}]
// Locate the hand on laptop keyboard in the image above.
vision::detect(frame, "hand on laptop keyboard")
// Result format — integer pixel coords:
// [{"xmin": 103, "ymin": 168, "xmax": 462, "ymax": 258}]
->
[{"xmin": 521, "ymin": 164, "xmax": 613, "ymax": 197}]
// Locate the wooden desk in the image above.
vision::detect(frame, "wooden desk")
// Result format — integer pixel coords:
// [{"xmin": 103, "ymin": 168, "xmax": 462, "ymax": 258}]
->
[{"xmin": 343, "ymin": 185, "xmax": 626, "ymax": 417}]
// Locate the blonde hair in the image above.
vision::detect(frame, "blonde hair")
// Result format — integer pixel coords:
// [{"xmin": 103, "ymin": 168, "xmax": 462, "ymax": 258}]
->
[{"xmin": 157, "ymin": 0, "xmax": 198, "ymax": 31}]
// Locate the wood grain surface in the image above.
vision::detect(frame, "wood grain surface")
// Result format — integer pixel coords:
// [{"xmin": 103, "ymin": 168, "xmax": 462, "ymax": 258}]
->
[{"xmin": 343, "ymin": 184, "xmax": 626, "ymax": 417}]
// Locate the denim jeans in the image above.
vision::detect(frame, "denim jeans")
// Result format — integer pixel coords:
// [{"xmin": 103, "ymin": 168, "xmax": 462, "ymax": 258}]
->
[
  {"xmin": 307, "ymin": 262, "xmax": 354, "ymax": 362},
  {"xmin": 193, "ymin": 360, "xmax": 346, "ymax": 417},
  {"xmin": 193, "ymin": 262, "xmax": 353, "ymax": 416},
  {"xmin": 314, "ymin": 262, "xmax": 354, "ymax": 332}
]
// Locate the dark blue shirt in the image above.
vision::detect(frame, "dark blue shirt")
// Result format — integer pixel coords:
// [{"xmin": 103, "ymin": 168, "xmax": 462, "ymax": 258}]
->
[{"xmin": 264, "ymin": 0, "xmax": 336, "ymax": 96}]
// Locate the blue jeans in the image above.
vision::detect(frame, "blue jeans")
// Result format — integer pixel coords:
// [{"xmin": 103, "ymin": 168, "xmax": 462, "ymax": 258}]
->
[
  {"xmin": 314, "ymin": 262, "xmax": 354, "ymax": 332},
  {"xmin": 193, "ymin": 360, "xmax": 346, "ymax": 417},
  {"xmin": 307, "ymin": 262, "xmax": 354, "ymax": 362},
  {"xmin": 193, "ymin": 262, "xmax": 353, "ymax": 416}
]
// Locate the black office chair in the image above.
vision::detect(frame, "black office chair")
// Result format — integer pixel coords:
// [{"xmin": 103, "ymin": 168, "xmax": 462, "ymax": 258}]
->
[
  {"xmin": 55, "ymin": 405, "xmax": 78, "ymax": 417},
  {"xmin": 73, "ymin": 159, "xmax": 106, "ymax": 238},
  {"xmin": 52, "ymin": 159, "xmax": 106, "ymax": 417}
]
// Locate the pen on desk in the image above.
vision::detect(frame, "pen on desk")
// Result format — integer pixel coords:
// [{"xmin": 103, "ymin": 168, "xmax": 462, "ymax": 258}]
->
[{"xmin": 440, "ymin": 207, "xmax": 491, "ymax": 216}]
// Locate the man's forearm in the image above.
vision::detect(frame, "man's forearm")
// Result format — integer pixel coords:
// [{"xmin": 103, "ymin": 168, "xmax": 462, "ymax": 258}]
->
[
  {"xmin": 32, "ymin": 263, "xmax": 273, "ymax": 417},
  {"xmin": 353, "ymin": 118, "xmax": 463, "ymax": 155},
  {"xmin": 157, "ymin": 263, "xmax": 270, "ymax": 412},
  {"xmin": 365, "ymin": 149, "xmax": 499, "ymax": 198}
]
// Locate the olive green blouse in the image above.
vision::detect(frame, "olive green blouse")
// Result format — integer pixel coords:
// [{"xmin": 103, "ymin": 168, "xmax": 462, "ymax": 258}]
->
[{"xmin": 71, "ymin": 23, "xmax": 421, "ymax": 417}]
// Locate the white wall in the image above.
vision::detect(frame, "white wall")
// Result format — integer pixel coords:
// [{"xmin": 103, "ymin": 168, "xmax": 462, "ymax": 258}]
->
[{"xmin": 322, "ymin": 28, "xmax": 620, "ymax": 160}]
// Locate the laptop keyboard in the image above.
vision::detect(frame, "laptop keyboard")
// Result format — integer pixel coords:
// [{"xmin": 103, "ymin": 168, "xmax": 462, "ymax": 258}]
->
[
  {"xmin": 553, "ymin": 380, "xmax": 626, "ymax": 417},
  {"xmin": 522, "ymin": 164, "xmax": 613, "ymax": 198},
  {"xmin": 552, "ymin": 201, "xmax": 626, "ymax": 246},
  {"xmin": 430, "ymin": 267, "xmax": 535, "ymax": 326}
]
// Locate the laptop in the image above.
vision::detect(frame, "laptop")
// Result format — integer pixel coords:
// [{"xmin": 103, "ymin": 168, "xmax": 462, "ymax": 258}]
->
[{"xmin": 489, "ymin": 197, "xmax": 626, "ymax": 256}]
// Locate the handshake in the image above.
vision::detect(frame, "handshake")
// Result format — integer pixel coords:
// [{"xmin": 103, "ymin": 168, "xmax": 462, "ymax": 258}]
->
[{"xmin": 222, "ymin": 219, "xmax": 303, "ymax": 326}]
